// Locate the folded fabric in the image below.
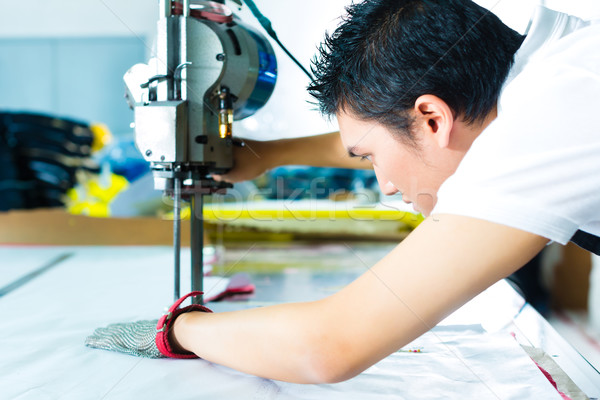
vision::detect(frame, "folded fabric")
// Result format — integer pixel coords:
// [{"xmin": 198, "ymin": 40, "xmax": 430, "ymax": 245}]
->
[{"xmin": 204, "ymin": 273, "xmax": 255, "ymax": 302}]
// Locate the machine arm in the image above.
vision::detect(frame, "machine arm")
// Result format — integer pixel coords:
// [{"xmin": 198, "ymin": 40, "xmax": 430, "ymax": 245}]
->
[{"xmin": 124, "ymin": 0, "xmax": 277, "ymax": 303}]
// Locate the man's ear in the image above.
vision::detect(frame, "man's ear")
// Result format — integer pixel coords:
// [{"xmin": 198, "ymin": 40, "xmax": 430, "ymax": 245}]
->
[{"xmin": 413, "ymin": 95, "xmax": 454, "ymax": 148}]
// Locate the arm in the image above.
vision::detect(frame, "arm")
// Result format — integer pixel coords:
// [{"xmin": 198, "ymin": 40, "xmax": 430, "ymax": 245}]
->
[
  {"xmin": 172, "ymin": 214, "xmax": 548, "ymax": 383},
  {"xmin": 214, "ymin": 132, "xmax": 372, "ymax": 183}
]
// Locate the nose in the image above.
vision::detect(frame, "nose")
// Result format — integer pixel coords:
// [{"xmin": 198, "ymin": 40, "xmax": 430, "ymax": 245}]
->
[{"xmin": 373, "ymin": 166, "xmax": 399, "ymax": 196}]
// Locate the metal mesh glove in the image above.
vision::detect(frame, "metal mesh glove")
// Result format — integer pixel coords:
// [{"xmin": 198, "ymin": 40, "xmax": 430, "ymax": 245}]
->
[
  {"xmin": 86, "ymin": 292, "xmax": 211, "ymax": 359},
  {"xmin": 85, "ymin": 319, "xmax": 165, "ymax": 358}
]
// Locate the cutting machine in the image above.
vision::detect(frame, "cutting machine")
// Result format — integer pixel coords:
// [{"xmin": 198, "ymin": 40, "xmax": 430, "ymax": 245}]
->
[{"xmin": 124, "ymin": 0, "xmax": 277, "ymax": 304}]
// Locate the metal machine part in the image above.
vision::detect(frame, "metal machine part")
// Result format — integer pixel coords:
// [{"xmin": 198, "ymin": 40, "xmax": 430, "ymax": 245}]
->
[{"xmin": 124, "ymin": 0, "xmax": 277, "ymax": 303}]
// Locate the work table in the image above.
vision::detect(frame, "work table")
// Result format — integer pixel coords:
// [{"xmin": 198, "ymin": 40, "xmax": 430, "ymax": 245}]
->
[{"xmin": 0, "ymin": 242, "xmax": 598, "ymax": 399}]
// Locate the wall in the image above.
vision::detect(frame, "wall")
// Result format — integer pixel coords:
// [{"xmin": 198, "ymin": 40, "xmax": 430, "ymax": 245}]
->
[
  {"xmin": 1, "ymin": 1, "xmax": 598, "ymax": 38},
  {"xmin": 0, "ymin": 1, "xmax": 156, "ymax": 136},
  {"xmin": 1, "ymin": 0, "xmax": 599, "ymax": 140},
  {"xmin": 0, "ymin": 38, "xmax": 146, "ymax": 135},
  {"xmin": 592, "ymin": 255, "xmax": 600, "ymax": 331},
  {"xmin": 0, "ymin": 1, "xmax": 158, "ymax": 38},
  {"xmin": 475, "ymin": 0, "xmax": 600, "ymax": 33},
  {"xmin": 0, "ymin": 0, "xmax": 346, "ymax": 139}
]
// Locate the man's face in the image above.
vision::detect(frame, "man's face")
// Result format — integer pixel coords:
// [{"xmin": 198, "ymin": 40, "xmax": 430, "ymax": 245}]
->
[{"xmin": 337, "ymin": 110, "xmax": 463, "ymax": 216}]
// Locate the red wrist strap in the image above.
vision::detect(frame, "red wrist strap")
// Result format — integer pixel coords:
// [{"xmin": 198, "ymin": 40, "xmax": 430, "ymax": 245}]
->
[{"xmin": 155, "ymin": 291, "xmax": 213, "ymax": 359}]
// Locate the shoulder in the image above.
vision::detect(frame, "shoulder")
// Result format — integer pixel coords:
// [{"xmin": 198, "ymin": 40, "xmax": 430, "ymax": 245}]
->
[
  {"xmin": 503, "ymin": 23, "xmax": 600, "ymax": 105},
  {"xmin": 495, "ymin": 24, "xmax": 600, "ymax": 147},
  {"xmin": 433, "ymin": 26, "xmax": 600, "ymax": 244}
]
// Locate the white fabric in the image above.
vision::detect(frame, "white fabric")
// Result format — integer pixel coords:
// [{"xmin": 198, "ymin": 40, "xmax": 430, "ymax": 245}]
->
[
  {"xmin": 432, "ymin": 7, "xmax": 600, "ymax": 244},
  {"xmin": 0, "ymin": 246, "xmax": 564, "ymax": 399}
]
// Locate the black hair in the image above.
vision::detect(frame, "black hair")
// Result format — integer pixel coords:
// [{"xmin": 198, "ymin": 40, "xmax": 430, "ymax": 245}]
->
[{"xmin": 308, "ymin": 0, "xmax": 525, "ymax": 143}]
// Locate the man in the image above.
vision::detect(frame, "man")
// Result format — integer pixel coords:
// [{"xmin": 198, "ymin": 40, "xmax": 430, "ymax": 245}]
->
[{"xmin": 87, "ymin": 0, "xmax": 600, "ymax": 384}]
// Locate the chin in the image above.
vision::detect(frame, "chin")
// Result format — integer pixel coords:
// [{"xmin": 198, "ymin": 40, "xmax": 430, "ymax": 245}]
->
[
  {"xmin": 414, "ymin": 195, "xmax": 437, "ymax": 217},
  {"xmin": 414, "ymin": 203, "xmax": 433, "ymax": 217}
]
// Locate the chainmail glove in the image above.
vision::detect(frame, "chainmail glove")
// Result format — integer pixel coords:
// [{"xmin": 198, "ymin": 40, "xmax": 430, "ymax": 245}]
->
[
  {"xmin": 85, "ymin": 291, "xmax": 212, "ymax": 359},
  {"xmin": 85, "ymin": 319, "xmax": 165, "ymax": 358}
]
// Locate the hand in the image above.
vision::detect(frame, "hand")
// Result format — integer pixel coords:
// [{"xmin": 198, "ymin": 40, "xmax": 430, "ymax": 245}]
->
[
  {"xmin": 213, "ymin": 138, "xmax": 275, "ymax": 183},
  {"xmin": 85, "ymin": 319, "xmax": 165, "ymax": 358}
]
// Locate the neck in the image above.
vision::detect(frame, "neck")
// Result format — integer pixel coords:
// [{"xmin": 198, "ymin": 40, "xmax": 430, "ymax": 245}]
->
[
  {"xmin": 472, "ymin": 107, "xmax": 498, "ymax": 137},
  {"xmin": 450, "ymin": 107, "xmax": 497, "ymax": 153}
]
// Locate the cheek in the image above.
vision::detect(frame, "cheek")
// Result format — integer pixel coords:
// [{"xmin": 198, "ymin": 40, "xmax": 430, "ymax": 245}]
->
[
  {"xmin": 373, "ymin": 166, "xmax": 399, "ymax": 195},
  {"xmin": 374, "ymin": 152, "xmax": 410, "ymax": 189},
  {"xmin": 375, "ymin": 152, "xmax": 433, "ymax": 204}
]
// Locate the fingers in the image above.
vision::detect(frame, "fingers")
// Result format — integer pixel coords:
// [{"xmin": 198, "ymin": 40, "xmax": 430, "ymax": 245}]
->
[
  {"xmin": 212, "ymin": 174, "xmax": 235, "ymax": 183},
  {"xmin": 84, "ymin": 320, "xmax": 165, "ymax": 358},
  {"xmin": 212, "ymin": 138, "xmax": 269, "ymax": 184},
  {"xmin": 212, "ymin": 172, "xmax": 243, "ymax": 184},
  {"xmin": 212, "ymin": 174, "xmax": 225, "ymax": 182}
]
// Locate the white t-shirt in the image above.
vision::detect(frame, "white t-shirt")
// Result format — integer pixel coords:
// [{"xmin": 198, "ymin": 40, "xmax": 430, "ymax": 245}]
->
[{"xmin": 431, "ymin": 7, "xmax": 600, "ymax": 246}]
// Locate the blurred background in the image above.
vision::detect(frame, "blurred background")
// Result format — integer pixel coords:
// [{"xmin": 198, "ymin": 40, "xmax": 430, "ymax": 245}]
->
[
  {"xmin": 0, "ymin": 0, "xmax": 599, "ymax": 370},
  {"xmin": 1, "ymin": 0, "xmax": 598, "ymax": 142},
  {"xmin": 2, "ymin": 0, "xmax": 599, "ymax": 213}
]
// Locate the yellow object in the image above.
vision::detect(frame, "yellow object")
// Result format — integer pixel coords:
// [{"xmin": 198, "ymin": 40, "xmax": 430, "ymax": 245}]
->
[
  {"xmin": 163, "ymin": 200, "xmax": 421, "ymax": 241},
  {"xmin": 66, "ymin": 171, "xmax": 129, "ymax": 217},
  {"xmin": 202, "ymin": 199, "xmax": 423, "ymax": 241},
  {"xmin": 166, "ymin": 201, "xmax": 422, "ymax": 228},
  {"xmin": 218, "ymin": 109, "xmax": 233, "ymax": 138},
  {"xmin": 89, "ymin": 123, "xmax": 113, "ymax": 153},
  {"xmin": 203, "ymin": 205, "xmax": 423, "ymax": 228}
]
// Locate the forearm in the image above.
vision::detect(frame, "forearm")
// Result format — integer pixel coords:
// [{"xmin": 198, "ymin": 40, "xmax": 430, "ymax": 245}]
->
[
  {"xmin": 214, "ymin": 132, "xmax": 371, "ymax": 183},
  {"xmin": 267, "ymin": 132, "xmax": 372, "ymax": 170},
  {"xmin": 173, "ymin": 299, "xmax": 343, "ymax": 383},
  {"xmin": 172, "ymin": 216, "xmax": 548, "ymax": 385}
]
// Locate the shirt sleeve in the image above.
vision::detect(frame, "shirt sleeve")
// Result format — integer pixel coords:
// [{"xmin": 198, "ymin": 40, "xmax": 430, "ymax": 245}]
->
[{"xmin": 432, "ymin": 50, "xmax": 600, "ymax": 244}]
